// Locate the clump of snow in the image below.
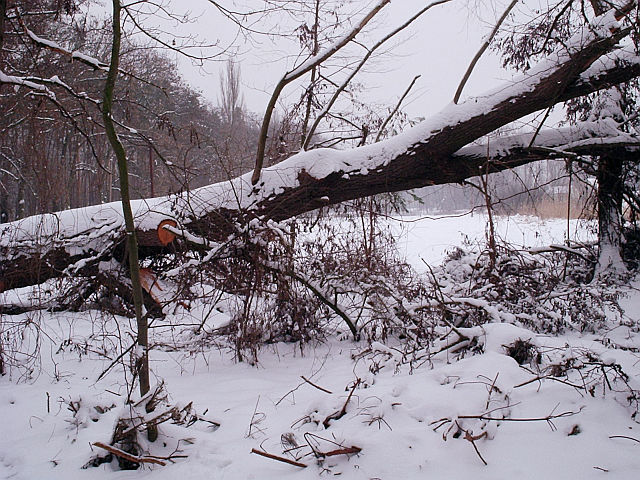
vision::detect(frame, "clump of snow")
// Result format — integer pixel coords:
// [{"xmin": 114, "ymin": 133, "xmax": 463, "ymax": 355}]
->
[{"xmin": 477, "ymin": 323, "xmax": 538, "ymax": 356}]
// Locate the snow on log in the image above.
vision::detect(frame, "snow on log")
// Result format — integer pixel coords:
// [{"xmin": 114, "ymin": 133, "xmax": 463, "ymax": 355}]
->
[
  {"xmin": 0, "ymin": 204, "xmax": 178, "ymax": 292},
  {"xmin": 1, "ymin": 7, "xmax": 639, "ymax": 292}
]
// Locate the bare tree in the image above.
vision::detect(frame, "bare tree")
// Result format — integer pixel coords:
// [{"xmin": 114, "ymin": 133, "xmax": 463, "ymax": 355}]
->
[{"xmin": 219, "ymin": 58, "xmax": 244, "ymax": 129}]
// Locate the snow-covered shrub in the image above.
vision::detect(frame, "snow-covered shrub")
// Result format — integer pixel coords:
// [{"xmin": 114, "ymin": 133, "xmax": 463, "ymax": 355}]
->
[
  {"xmin": 166, "ymin": 199, "xmax": 438, "ymax": 361},
  {"xmin": 426, "ymin": 241, "xmax": 624, "ymax": 334}
]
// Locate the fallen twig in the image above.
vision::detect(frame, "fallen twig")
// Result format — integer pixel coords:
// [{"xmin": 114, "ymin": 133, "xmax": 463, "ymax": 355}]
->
[
  {"xmin": 460, "ymin": 423, "xmax": 488, "ymax": 466},
  {"xmin": 250, "ymin": 448, "xmax": 307, "ymax": 468},
  {"xmin": 609, "ymin": 435, "xmax": 640, "ymax": 444},
  {"xmin": 513, "ymin": 374, "xmax": 585, "ymax": 390},
  {"xmin": 92, "ymin": 442, "xmax": 166, "ymax": 466},
  {"xmin": 322, "ymin": 446, "xmax": 362, "ymax": 457},
  {"xmin": 304, "ymin": 432, "xmax": 362, "ymax": 458},
  {"xmin": 323, "ymin": 379, "xmax": 361, "ymax": 428},
  {"xmin": 431, "ymin": 407, "xmax": 582, "ymax": 431},
  {"xmin": 301, "ymin": 375, "xmax": 332, "ymax": 394},
  {"xmin": 457, "ymin": 409, "xmax": 581, "ymax": 422}
]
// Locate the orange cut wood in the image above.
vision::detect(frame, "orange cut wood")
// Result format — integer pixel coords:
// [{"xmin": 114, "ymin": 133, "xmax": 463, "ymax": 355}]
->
[{"xmin": 157, "ymin": 219, "xmax": 177, "ymax": 246}]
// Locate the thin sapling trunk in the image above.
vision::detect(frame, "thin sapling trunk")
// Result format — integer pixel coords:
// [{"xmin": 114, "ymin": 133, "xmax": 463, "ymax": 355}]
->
[{"xmin": 102, "ymin": 0, "xmax": 157, "ymax": 442}]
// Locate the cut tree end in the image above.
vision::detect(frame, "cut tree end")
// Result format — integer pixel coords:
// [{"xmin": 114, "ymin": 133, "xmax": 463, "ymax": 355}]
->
[{"xmin": 157, "ymin": 219, "xmax": 178, "ymax": 246}]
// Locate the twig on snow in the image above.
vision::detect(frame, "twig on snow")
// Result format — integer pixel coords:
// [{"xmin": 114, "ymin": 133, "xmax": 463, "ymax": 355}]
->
[
  {"xmin": 304, "ymin": 432, "xmax": 363, "ymax": 458},
  {"xmin": 609, "ymin": 435, "xmax": 640, "ymax": 444},
  {"xmin": 92, "ymin": 442, "xmax": 166, "ymax": 466},
  {"xmin": 250, "ymin": 448, "xmax": 307, "ymax": 468},
  {"xmin": 457, "ymin": 421, "xmax": 489, "ymax": 466},
  {"xmin": 301, "ymin": 375, "xmax": 333, "ymax": 394},
  {"xmin": 323, "ymin": 378, "xmax": 361, "ymax": 428},
  {"xmin": 322, "ymin": 445, "xmax": 362, "ymax": 457}
]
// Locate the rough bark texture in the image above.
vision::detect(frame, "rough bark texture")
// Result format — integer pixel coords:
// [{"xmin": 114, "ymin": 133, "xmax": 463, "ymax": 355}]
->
[{"xmin": 0, "ymin": 0, "xmax": 6, "ymax": 55}]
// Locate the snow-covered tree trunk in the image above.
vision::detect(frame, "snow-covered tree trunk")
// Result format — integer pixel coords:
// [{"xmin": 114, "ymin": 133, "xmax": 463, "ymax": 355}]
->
[
  {"xmin": 589, "ymin": 0, "xmax": 630, "ymax": 278},
  {"xmin": 595, "ymin": 154, "xmax": 628, "ymax": 275},
  {"xmin": 1, "ymin": 4, "xmax": 639, "ymax": 292}
]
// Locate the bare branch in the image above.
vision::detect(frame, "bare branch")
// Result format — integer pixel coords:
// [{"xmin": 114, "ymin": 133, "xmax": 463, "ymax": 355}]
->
[
  {"xmin": 453, "ymin": 0, "xmax": 518, "ymax": 104},
  {"xmin": 17, "ymin": 13, "xmax": 165, "ymax": 90},
  {"xmin": 303, "ymin": 0, "xmax": 451, "ymax": 149},
  {"xmin": 375, "ymin": 75, "xmax": 421, "ymax": 143},
  {"xmin": 251, "ymin": 0, "xmax": 392, "ymax": 185}
]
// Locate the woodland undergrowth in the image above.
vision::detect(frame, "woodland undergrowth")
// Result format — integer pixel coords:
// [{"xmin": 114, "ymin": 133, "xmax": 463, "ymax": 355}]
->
[{"xmin": 2, "ymin": 213, "xmax": 640, "ymax": 470}]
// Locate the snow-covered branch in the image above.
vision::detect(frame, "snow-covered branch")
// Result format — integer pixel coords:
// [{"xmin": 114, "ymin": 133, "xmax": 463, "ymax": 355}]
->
[
  {"xmin": 19, "ymin": 18, "xmax": 107, "ymax": 70},
  {"xmin": 454, "ymin": 119, "xmax": 640, "ymax": 164},
  {"xmin": 0, "ymin": 70, "xmax": 55, "ymax": 98},
  {"xmin": 1, "ymin": 4, "xmax": 639, "ymax": 292},
  {"xmin": 16, "ymin": 14, "xmax": 164, "ymax": 90}
]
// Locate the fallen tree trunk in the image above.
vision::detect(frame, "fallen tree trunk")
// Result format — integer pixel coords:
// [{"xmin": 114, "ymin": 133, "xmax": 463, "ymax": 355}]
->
[{"xmin": 1, "ymin": 12, "xmax": 639, "ymax": 292}]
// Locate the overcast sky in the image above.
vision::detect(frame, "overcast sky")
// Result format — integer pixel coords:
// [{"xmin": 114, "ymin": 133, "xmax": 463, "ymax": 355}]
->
[{"xmin": 118, "ymin": 0, "xmax": 514, "ymax": 119}]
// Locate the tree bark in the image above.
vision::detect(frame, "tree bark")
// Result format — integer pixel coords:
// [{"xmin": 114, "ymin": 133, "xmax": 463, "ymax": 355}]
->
[
  {"xmin": 0, "ymin": 0, "xmax": 7, "ymax": 56},
  {"xmin": 595, "ymin": 154, "xmax": 627, "ymax": 274}
]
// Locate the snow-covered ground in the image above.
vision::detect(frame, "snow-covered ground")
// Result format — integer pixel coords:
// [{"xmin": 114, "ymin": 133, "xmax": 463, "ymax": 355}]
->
[
  {"xmin": 1, "ymin": 215, "xmax": 639, "ymax": 480},
  {"xmin": 391, "ymin": 213, "xmax": 595, "ymax": 268}
]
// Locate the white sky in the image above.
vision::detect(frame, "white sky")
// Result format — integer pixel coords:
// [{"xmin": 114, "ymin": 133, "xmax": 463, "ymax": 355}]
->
[{"xmin": 120, "ymin": 0, "xmax": 515, "ymax": 119}]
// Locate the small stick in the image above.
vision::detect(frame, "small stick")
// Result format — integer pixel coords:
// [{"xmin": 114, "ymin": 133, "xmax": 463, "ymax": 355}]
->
[
  {"xmin": 609, "ymin": 435, "xmax": 640, "ymax": 444},
  {"xmin": 250, "ymin": 448, "xmax": 307, "ymax": 468},
  {"xmin": 513, "ymin": 374, "xmax": 584, "ymax": 390},
  {"xmin": 92, "ymin": 442, "xmax": 166, "ymax": 466},
  {"xmin": 300, "ymin": 376, "xmax": 332, "ymax": 394},
  {"xmin": 485, "ymin": 373, "xmax": 499, "ymax": 410},
  {"xmin": 322, "ymin": 446, "xmax": 362, "ymax": 457},
  {"xmin": 463, "ymin": 428, "xmax": 488, "ymax": 466},
  {"xmin": 323, "ymin": 379, "xmax": 360, "ymax": 428}
]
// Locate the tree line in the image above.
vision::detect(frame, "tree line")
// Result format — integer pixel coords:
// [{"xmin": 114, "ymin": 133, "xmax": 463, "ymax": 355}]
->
[{"xmin": 0, "ymin": 0, "xmax": 260, "ymax": 223}]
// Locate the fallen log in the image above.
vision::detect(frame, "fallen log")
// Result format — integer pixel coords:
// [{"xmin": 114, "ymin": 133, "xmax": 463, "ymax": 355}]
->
[{"xmin": 1, "ymin": 13, "xmax": 639, "ymax": 292}]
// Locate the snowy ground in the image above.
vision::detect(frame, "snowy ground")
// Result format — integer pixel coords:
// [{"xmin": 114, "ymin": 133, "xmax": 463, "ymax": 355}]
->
[
  {"xmin": 392, "ymin": 212, "xmax": 595, "ymax": 268},
  {"xmin": 1, "ymin": 215, "xmax": 639, "ymax": 480}
]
